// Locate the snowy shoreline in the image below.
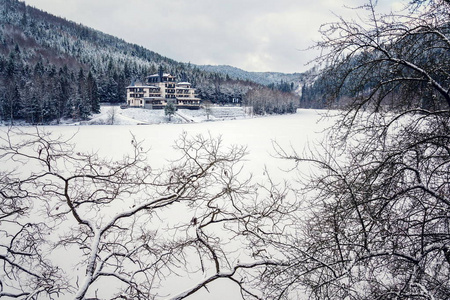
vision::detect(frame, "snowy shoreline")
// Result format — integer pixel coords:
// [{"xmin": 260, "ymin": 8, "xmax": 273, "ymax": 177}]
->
[
  {"xmin": 0, "ymin": 105, "xmax": 257, "ymax": 126},
  {"xmin": 86, "ymin": 105, "xmax": 253, "ymax": 125}
]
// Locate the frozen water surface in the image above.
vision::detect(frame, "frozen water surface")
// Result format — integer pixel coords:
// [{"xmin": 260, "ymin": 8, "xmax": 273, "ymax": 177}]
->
[{"xmin": 2, "ymin": 109, "xmax": 331, "ymax": 300}]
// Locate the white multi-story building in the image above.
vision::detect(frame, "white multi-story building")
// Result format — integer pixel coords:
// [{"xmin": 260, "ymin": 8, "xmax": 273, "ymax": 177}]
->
[{"xmin": 126, "ymin": 71, "xmax": 201, "ymax": 109}]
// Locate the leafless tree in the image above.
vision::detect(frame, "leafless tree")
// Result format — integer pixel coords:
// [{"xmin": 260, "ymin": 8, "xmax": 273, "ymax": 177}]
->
[
  {"xmin": 202, "ymin": 100, "xmax": 213, "ymax": 120},
  {"xmin": 0, "ymin": 127, "xmax": 291, "ymax": 299},
  {"xmin": 255, "ymin": 1, "xmax": 450, "ymax": 299},
  {"xmin": 315, "ymin": 0, "xmax": 450, "ymax": 112},
  {"xmin": 107, "ymin": 106, "xmax": 117, "ymax": 125},
  {"xmin": 245, "ymin": 88, "xmax": 297, "ymax": 115}
]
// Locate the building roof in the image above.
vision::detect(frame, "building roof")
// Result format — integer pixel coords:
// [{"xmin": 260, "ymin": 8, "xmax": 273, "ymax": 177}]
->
[
  {"xmin": 148, "ymin": 73, "xmax": 174, "ymax": 78},
  {"xmin": 126, "ymin": 85, "xmax": 160, "ymax": 89}
]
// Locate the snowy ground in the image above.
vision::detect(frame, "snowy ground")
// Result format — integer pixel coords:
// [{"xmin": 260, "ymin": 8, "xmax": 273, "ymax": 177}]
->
[
  {"xmin": 83, "ymin": 105, "xmax": 251, "ymax": 125},
  {"xmin": 0, "ymin": 105, "xmax": 252, "ymax": 126}
]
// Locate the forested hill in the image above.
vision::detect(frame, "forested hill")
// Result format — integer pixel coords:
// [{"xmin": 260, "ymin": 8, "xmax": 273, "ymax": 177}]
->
[
  {"xmin": 196, "ymin": 64, "xmax": 305, "ymax": 87},
  {"xmin": 0, "ymin": 0, "xmax": 301, "ymax": 124}
]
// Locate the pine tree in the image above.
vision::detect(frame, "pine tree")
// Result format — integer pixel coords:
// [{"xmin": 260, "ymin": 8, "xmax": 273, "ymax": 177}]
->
[
  {"xmin": 87, "ymin": 71, "xmax": 100, "ymax": 113},
  {"xmin": 76, "ymin": 68, "xmax": 91, "ymax": 120},
  {"xmin": 164, "ymin": 101, "xmax": 176, "ymax": 121}
]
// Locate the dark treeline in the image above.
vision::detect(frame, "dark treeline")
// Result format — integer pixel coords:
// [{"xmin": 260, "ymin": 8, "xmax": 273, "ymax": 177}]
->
[
  {"xmin": 0, "ymin": 50, "xmax": 101, "ymax": 124},
  {"xmin": 0, "ymin": 0, "xmax": 299, "ymax": 124},
  {"xmin": 196, "ymin": 74, "xmax": 297, "ymax": 114}
]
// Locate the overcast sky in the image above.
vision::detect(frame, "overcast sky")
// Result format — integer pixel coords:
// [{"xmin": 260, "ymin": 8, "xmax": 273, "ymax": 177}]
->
[{"xmin": 26, "ymin": 0, "xmax": 404, "ymax": 73}]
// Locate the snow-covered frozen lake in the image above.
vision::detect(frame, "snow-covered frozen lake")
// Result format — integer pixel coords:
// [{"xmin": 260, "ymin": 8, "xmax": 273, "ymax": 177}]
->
[
  {"xmin": 61, "ymin": 109, "xmax": 329, "ymax": 178},
  {"xmin": 61, "ymin": 109, "xmax": 329, "ymax": 299},
  {"xmin": 3, "ymin": 109, "xmax": 332, "ymax": 300}
]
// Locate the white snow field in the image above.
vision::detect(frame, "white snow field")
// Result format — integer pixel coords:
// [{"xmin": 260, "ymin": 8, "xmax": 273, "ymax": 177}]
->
[
  {"xmin": 2, "ymin": 109, "xmax": 332, "ymax": 300},
  {"xmin": 84, "ymin": 105, "xmax": 252, "ymax": 125},
  {"xmin": 68, "ymin": 108, "xmax": 330, "ymax": 185}
]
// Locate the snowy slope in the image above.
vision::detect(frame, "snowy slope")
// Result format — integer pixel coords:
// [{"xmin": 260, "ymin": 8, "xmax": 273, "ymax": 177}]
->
[{"xmin": 83, "ymin": 105, "xmax": 252, "ymax": 125}]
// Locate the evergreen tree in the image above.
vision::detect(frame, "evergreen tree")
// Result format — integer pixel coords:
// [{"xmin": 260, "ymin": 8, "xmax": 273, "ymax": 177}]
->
[
  {"xmin": 86, "ymin": 71, "xmax": 100, "ymax": 113},
  {"xmin": 99, "ymin": 76, "xmax": 119, "ymax": 103},
  {"xmin": 76, "ymin": 68, "xmax": 91, "ymax": 120},
  {"xmin": 57, "ymin": 66, "xmax": 71, "ymax": 122},
  {"xmin": 3, "ymin": 83, "xmax": 22, "ymax": 124},
  {"xmin": 164, "ymin": 101, "xmax": 176, "ymax": 121}
]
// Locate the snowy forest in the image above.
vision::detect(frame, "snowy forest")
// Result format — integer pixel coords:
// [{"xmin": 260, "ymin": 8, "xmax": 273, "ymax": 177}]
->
[{"xmin": 0, "ymin": 0, "xmax": 299, "ymax": 124}]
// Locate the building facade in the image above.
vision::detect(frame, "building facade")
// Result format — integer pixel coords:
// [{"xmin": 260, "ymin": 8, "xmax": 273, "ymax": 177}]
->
[{"xmin": 126, "ymin": 71, "xmax": 201, "ymax": 109}]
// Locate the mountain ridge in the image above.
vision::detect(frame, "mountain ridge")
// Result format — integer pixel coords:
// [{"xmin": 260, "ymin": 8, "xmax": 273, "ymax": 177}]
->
[{"xmin": 195, "ymin": 64, "xmax": 306, "ymax": 86}]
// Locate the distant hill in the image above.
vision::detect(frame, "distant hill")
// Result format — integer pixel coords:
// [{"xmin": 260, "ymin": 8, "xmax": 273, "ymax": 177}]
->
[{"xmin": 196, "ymin": 64, "xmax": 306, "ymax": 89}]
